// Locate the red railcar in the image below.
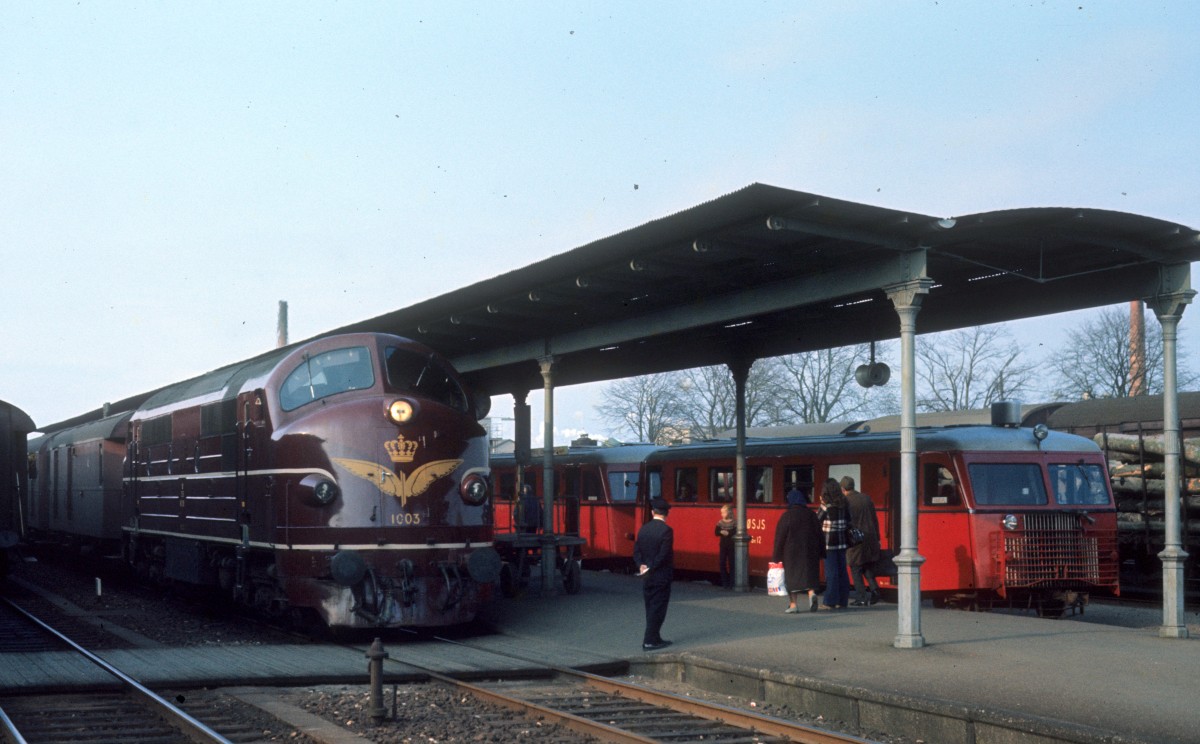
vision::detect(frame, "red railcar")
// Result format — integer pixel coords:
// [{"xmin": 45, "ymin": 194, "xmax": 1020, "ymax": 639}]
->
[
  {"xmin": 27, "ymin": 333, "xmax": 499, "ymax": 629},
  {"xmin": 495, "ymin": 423, "xmax": 1120, "ymax": 612}
]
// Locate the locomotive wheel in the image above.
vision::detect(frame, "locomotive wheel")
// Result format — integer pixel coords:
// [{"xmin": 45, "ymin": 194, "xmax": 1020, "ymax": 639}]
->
[
  {"xmin": 563, "ymin": 558, "xmax": 582, "ymax": 595},
  {"xmin": 499, "ymin": 562, "xmax": 517, "ymax": 598}
]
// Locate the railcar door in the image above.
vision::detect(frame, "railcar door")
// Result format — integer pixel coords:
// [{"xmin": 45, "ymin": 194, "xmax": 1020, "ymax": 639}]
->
[{"xmin": 608, "ymin": 466, "xmax": 643, "ymax": 567}]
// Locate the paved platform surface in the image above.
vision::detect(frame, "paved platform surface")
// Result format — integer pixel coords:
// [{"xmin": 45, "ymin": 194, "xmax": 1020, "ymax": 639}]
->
[{"xmin": 482, "ymin": 570, "xmax": 1200, "ymax": 744}]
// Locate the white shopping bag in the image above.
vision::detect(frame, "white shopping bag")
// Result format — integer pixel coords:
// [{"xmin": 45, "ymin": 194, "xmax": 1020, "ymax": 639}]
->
[{"xmin": 767, "ymin": 562, "xmax": 787, "ymax": 596}]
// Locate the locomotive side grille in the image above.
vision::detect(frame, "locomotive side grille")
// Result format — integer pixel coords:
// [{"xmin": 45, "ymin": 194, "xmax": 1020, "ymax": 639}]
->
[{"xmin": 996, "ymin": 512, "xmax": 1118, "ymax": 590}]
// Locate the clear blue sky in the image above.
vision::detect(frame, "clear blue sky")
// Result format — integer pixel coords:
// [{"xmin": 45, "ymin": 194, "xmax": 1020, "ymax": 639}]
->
[{"xmin": 3, "ymin": 2, "xmax": 1197, "ymax": 445}]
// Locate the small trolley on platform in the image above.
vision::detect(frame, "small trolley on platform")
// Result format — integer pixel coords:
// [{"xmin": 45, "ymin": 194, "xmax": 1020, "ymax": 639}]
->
[{"xmin": 492, "ymin": 531, "xmax": 585, "ymax": 597}]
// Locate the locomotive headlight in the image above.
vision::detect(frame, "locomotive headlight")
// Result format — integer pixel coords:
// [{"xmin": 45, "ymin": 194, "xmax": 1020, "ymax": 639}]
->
[
  {"xmin": 459, "ymin": 469, "xmax": 490, "ymax": 506},
  {"xmin": 1002, "ymin": 514, "xmax": 1019, "ymax": 531},
  {"xmin": 299, "ymin": 474, "xmax": 340, "ymax": 507},
  {"xmin": 388, "ymin": 398, "xmax": 417, "ymax": 424}
]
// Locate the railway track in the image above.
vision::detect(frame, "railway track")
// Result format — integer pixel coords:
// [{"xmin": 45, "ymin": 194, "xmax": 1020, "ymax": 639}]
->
[
  {"xmin": 0, "ymin": 596, "xmax": 269, "ymax": 744},
  {"xmin": 377, "ymin": 631, "xmax": 880, "ymax": 744}
]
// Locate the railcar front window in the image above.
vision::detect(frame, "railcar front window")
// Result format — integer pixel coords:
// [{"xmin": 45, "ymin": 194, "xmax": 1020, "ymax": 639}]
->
[
  {"xmin": 385, "ymin": 347, "xmax": 469, "ymax": 413},
  {"xmin": 279, "ymin": 346, "xmax": 374, "ymax": 411},
  {"xmin": 1049, "ymin": 463, "xmax": 1110, "ymax": 505},
  {"xmin": 967, "ymin": 463, "xmax": 1048, "ymax": 506}
]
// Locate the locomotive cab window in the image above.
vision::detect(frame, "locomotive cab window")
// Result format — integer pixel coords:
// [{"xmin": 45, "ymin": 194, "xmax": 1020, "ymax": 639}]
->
[
  {"xmin": 924, "ymin": 464, "xmax": 961, "ymax": 506},
  {"xmin": 1049, "ymin": 463, "xmax": 1110, "ymax": 505},
  {"xmin": 385, "ymin": 347, "xmax": 469, "ymax": 413},
  {"xmin": 280, "ymin": 346, "xmax": 374, "ymax": 411},
  {"xmin": 967, "ymin": 463, "xmax": 1047, "ymax": 506}
]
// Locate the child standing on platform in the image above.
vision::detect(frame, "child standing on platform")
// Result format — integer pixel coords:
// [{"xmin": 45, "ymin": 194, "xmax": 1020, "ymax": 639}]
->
[{"xmin": 714, "ymin": 504, "xmax": 735, "ymax": 589}]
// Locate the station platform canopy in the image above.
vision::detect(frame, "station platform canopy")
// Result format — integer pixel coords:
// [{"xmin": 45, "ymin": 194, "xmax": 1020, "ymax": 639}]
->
[
  {"xmin": 325, "ymin": 182, "xmax": 1200, "ymax": 397},
  {"xmin": 38, "ymin": 183, "xmax": 1200, "ymax": 433}
]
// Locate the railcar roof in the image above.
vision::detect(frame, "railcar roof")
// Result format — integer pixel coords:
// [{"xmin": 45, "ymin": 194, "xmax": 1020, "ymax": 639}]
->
[
  {"xmin": 492, "ymin": 442, "xmax": 661, "ymax": 466},
  {"xmin": 647, "ymin": 425, "xmax": 1100, "ymax": 461}
]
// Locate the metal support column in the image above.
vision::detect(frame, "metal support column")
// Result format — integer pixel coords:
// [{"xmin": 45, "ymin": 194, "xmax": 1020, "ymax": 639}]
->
[
  {"xmin": 538, "ymin": 356, "xmax": 558, "ymax": 593},
  {"xmin": 886, "ymin": 277, "xmax": 934, "ymax": 649},
  {"xmin": 729, "ymin": 358, "xmax": 752, "ymax": 592},
  {"xmin": 1147, "ymin": 267, "xmax": 1195, "ymax": 639}
]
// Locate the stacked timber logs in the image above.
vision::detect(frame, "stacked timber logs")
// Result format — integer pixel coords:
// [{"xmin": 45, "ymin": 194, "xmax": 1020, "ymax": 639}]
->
[{"xmin": 1095, "ymin": 432, "xmax": 1200, "ymax": 542}]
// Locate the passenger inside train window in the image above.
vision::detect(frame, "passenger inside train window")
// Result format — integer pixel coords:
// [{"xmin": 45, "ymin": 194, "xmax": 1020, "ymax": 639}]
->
[{"xmin": 675, "ymin": 468, "xmax": 698, "ymax": 501}]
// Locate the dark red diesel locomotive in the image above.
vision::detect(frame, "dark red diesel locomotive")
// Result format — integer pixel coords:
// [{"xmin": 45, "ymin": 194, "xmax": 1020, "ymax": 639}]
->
[{"xmin": 26, "ymin": 333, "xmax": 499, "ymax": 629}]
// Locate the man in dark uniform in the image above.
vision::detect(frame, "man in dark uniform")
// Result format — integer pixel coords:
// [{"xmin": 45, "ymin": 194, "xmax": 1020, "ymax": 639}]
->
[{"xmin": 634, "ymin": 498, "xmax": 674, "ymax": 650}]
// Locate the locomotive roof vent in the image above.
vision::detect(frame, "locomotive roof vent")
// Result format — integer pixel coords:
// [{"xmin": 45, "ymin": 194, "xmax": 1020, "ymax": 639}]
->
[{"xmin": 991, "ymin": 400, "xmax": 1022, "ymax": 428}]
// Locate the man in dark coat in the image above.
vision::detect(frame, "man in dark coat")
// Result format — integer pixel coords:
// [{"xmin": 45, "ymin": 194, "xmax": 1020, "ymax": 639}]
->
[
  {"xmin": 772, "ymin": 488, "xmax": 823, "ymax": 612},
  {"xmin": 841, "ymin": 476, "xmax": 881, "ymax": 606},
  {"xmin": 633, "ymin": 498, "xmax": 674, "ymax": 650}
]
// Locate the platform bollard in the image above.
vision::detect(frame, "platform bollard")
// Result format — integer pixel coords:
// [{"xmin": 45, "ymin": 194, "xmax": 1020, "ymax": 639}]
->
[{"xmin": 366, "ymin": 637, "xmax": 389, "ymax": 724}]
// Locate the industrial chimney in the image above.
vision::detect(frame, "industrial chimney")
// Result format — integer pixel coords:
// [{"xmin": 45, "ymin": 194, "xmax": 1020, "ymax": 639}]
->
[{"xmin": 277, "ymin": 300, "xmax": 289, "ymax": 348}]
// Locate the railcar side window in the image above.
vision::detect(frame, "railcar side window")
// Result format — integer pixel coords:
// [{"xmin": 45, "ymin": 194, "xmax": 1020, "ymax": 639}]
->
[
  {"xmin": 750, "ymin": 466, "xmax": 773, "ymax": 503},
  {"xmin": 711, "ymin": 469, "xmax": 734, "ymax": 503},
  {"xmin": 1049, "ymin": 464, "xmax": 1110, "ymax": 505},
  {"xmin": 923, "ymin": 464, "xmax": 961, "ymax": 506},
  {"xmin": 385, "ymin": 347, "xmax": 469, "ymax": 413},
  {"xmin": 608, "ymin": 471, "xmax": 640, "ymax": 503},
  {"xmin": 280, "ymin": 346, "xmax": 374, "ymax": 411},
  {"xmin": 648, "ymin": 471, "xmax": 662, "ymax": 500},
  {"xmin": 784, "ymin": 465, "xmax": 814, "ymax": 502},
  {"xmin": 967, "ymin": 463, "xmax": 1047, "ymax": 506}
]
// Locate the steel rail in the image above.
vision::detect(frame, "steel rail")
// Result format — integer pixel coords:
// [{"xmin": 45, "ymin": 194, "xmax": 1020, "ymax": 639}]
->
[{"xmin": 0, "ymin": 595, "xmax": 234, "ymax": 744}]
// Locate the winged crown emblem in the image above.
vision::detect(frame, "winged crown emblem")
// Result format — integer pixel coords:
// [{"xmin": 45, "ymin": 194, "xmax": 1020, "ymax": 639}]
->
[{"xmin": 333, "ymin": 456, "xmax": 462, "ymax": 507}]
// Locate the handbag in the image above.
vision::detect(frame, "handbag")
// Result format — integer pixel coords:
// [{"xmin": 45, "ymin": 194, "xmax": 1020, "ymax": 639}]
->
[
  {"xmin": 846, "ymin": 525, "xmax": 865, "ymax": 547},
  {"xmin": 766, "ymin": 562, "xmax": 788, "ymax": 596}
]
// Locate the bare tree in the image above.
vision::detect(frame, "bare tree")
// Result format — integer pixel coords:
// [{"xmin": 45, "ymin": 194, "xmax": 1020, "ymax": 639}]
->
[
  {"xmin": 1050, "ymin": 305, "xmax": 1197, "ymax": 399},
  {"xmin": 916, "ymin": 325, "xmax": 1035, "ymax": 412},
  {"xmin": 773, "ymin": 344, "xmax": 897, "ymax": 423},
  {"xmin": 594, "ymin": 373, "xmax": 683, "ymax": 443},
  {"xmin": 673, "ymin": 362, "xmax": 784, "ymax": 439}
]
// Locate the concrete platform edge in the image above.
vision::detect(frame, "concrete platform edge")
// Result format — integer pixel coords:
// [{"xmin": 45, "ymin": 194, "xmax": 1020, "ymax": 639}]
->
[{"xmin": 627, "ymin": 653, "xmax": 1155, "ymax": 744}]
